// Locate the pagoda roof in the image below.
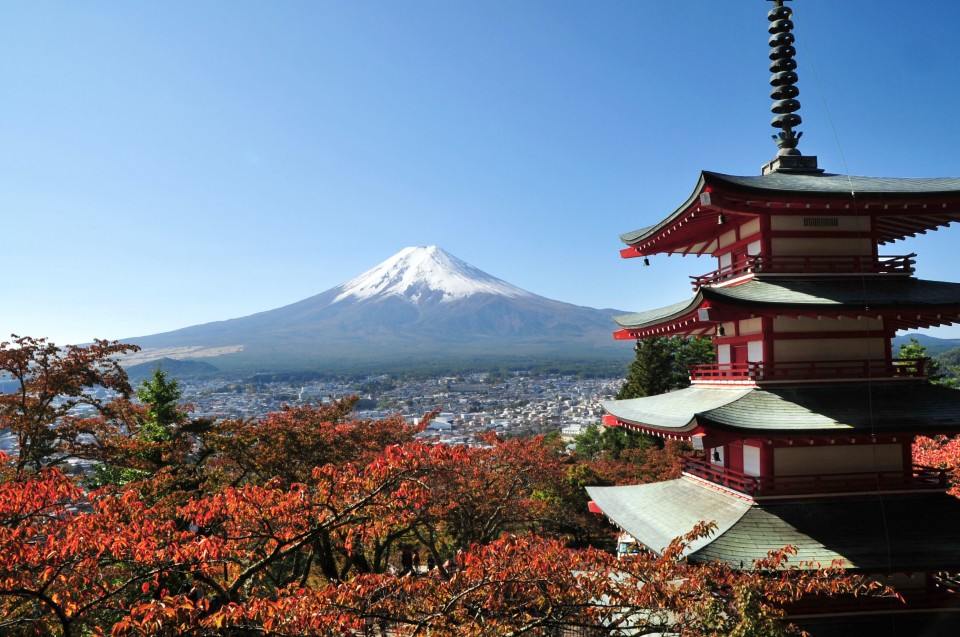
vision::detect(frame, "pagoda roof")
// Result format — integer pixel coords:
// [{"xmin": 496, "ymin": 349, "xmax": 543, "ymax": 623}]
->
[
  {"xmin": 602, "ymin": 382, "xmax": 960, "ymax": 436},
  {"xmin": 705, "ymin": 171, "xmax": 960, "ymax": 197},
  {"xmin": 620, "ymin": 171, "xmax": 960, "ymax": 253},
  {"xmin": 588, "ymin": 479, "xmax": 960, "ymax": 571},
  {"xmin": 613, "ymin": 278, "xmax": 960, "ymax": 335}
]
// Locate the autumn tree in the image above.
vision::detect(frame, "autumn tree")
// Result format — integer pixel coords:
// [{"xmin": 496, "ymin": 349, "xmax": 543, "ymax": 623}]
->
[
  {"xmin": 0, "ymin": 335, "xmax": 138, "ymax": 471},
  {"xmin": 84, "ymin": 364, "xmax": 206, "ymax": 489},
  {"xmin": 0, "ymin": 416, "xmax": 884, "ymax": 637},
  {"xmin": 0, "ymin": 335, "xmax": 883, "ymax": 636},
  {"xmin": 199, "ymin": 398, "xmax": 424, "ymax": 488}
]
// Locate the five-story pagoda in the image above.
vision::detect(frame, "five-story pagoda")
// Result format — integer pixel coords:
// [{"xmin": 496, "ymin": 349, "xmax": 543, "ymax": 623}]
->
[{"xmin": 588, "ymin": 1, "xmax": 960, "ymax": 631}]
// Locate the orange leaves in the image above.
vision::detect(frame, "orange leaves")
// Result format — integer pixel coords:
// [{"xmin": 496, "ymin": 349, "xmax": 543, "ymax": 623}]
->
[
  {"xmin": 0, "ymin": 364, "xmax": 890, "ymax": 635},
  {"xmin": 0, "ymin": 335, "xmax": 139, "ymax": 471},
  {"xmin": 203, "ymin": 399, "xmax": 423, "ymax": 488},
  {"xmin": 914, "ymin": 434, "xmax": 960, "ymax": 497}
]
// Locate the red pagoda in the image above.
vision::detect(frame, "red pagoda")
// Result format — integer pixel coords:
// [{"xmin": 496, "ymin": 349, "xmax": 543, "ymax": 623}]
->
[{"xmin": 587, "ymin": 1, "xmax": 960, "ymax": 633}]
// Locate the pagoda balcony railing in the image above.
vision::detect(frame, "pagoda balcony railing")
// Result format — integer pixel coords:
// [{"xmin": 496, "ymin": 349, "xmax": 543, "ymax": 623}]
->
[
  {"xmin": 689, "ymin": 358, "xmax": 929, "ymax": 383},
  {"xmin": 689, "ymin": 253, "xmax": 916, "ymax": 290},
  {"xmin": 683, "ymin": 457, "xmax": 948, "ymax": 497}
]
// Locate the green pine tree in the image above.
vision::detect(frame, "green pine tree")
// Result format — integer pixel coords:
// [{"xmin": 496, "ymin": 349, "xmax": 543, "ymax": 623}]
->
[{"xmin": 617, "ymin": 336, "xmax": 715, "ymax": 399}]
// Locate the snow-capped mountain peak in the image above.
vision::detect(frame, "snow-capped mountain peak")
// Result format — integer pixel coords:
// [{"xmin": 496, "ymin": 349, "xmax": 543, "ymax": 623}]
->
[{"xmin": 332, "ymin": 246, "xmax": 533, "ymax": 305}]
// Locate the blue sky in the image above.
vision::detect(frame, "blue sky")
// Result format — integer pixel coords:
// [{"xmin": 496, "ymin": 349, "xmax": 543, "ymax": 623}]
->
[{"xmin": 3, "ymin": 1, "xmax": 960, "ymax": 346}]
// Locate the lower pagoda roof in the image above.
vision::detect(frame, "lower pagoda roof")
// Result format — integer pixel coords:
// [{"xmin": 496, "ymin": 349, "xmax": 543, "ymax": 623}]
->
[
  {"xmin": 602, "ymin": 382, "xmax": 960, "ymax": 436},
  {"xmin": 613, "ymin": 278, "xmax": 960, "ymax": 336},
  {"xmin": 587, "ymin": 478, "xmax": 960, "ymax": 571}
]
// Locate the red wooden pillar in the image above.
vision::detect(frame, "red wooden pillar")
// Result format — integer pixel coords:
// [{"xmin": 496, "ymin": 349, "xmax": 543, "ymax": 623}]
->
[{"xmin": 760, "ymin": 442, "xmax": 775, "ymax": 478}]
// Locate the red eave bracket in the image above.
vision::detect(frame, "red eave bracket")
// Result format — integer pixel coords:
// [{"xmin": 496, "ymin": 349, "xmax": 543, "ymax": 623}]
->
[
  {"xmin": 613, "ymin": 329, "xmax": 636, "ymax": 341},
  {"xmin": 587, "ymin": 501, "xmax": 603, "ymax": 515},
  {"xmin": 620, "ymin": 246, "xmax": 644, "ymax": 259},
  {"xmin": 602, "ymin": 414, "xmax": 619, "ymax": 427}
]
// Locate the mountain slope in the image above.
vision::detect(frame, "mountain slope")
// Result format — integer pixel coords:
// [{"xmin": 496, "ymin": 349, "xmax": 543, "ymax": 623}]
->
[{"xmin": 126, "ymin": 246, "xmax": 630, "ymax": 373}]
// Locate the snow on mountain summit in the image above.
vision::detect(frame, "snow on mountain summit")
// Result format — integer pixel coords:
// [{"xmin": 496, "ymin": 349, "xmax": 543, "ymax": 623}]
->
[{"xmin": 332, "ymin": 246, "xmax": 533, "ymax": 304}]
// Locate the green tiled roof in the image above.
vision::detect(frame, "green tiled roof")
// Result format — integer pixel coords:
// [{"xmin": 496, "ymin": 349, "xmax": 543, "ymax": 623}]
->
[
  {"xmin": 613, "ymin": 297, "xmax": 699, "ymax": 329},
  {"xmin": 705, "ymin": 171, "xmax": 960, "ymax": 196},
  {"xmin": 694, "ymin": 492, "xmax": 960, "ymax": 571},
  {"xmin": 601, "ymin": 386, "xmax": 751, "ymax": 432},
  {"xmin": 585, "ymin": 479, "xmax": 751, "ymax": 555},
  {"xmin": 588, "ymin": 479, "xmax": 960, "ymax": 571},
  {"xmin": 703, "ymin": 278, "xmax": 960, "ymax": 308},
  {"xmin": 620, "ymin": 170, "xmax": 960, "ymax": 246},
  {"xmin": 613, "ymin": 278, "xmax": 960, "ymax": 331},
  {"xmin": 604, "ymin": 383, "xmax": 960, "ymax": 434},
  {"xmin": 700, "ymin": 383, "xmax": 960, "ymax": 432}
]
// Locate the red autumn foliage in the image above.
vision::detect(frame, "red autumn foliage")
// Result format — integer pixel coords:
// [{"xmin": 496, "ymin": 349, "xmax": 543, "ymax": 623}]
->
[
  {"xmin": 0, "ymin": 336, "xmax": 891, "ymax": 636},
  {"xmin": 913, "ymin": 434, "xmax": 960, "ymax": 497}
]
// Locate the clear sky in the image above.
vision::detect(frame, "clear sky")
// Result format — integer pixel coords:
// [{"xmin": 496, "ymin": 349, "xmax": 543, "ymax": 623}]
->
[{"xmin": 3, "ymin": 1, "xmax": 960, "ymax": 346}]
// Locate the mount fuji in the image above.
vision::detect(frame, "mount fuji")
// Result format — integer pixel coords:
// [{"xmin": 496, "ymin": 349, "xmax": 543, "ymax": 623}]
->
[{"xmin": 125, "ymin": 246, "xmax": 631, "ymax": 374}]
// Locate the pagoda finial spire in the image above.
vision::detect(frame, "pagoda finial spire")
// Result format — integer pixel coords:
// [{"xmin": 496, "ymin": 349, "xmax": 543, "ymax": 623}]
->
[
  {"xmin": 761, "ymin": 1, "xmax": 820, "ymax": 174},
  {"xmin": 768, "ymin": 0, "xmax": 802, "ymax": 156}
]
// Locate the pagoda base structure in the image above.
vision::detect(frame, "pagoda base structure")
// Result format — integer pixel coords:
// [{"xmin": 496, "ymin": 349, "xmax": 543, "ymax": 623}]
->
[
  {"xmin": 590, "ymin": 478, "xmax": 960, "ymax": 635},
  {"xmin": 590, "ymin": 381, "xmax": 960, "ymax": 632}
]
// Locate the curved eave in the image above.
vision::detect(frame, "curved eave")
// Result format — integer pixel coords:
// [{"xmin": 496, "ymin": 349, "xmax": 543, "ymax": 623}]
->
[
  {"xmin": 619, "ymin": 173, "xmax": 731, "ymax": 258},
  {"xmin": 612, "ymin": 278, "xmax": 960, "ymax": 339},
  {"xmin": 705, "ymin": 171, "xmax": 960, "ymax": 197},
  {"xmin": 590, "ymin": 480, "xmax": 960, "ymax": 571},
  {"xmin": 698, "ymin": 383, "xmax": 960, "ymax": 434},
  {"xmin": 619, "ymin": 171, "xmax": 960, "ymax": 255},
  {"xmin": 601, "ymin": 387, "xmax": 753, "ymax": 436},
  {"xmin": 604, "ymin": 383, "xmax": 960, "ymax": 436},
  {"xmin": 585, "ymin": 479, "xmax": 752, "ymax": 557},
  {"xmin": 699, "ymin": 278, "xmax": 960, "ymax": 330},
  {"xmin": 620, "ymin": 173, "xmax": 707, "ymax": 246},
  {"xmin": 612, "ymin": 295, "xmax": 715, "ymax": 339}
]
